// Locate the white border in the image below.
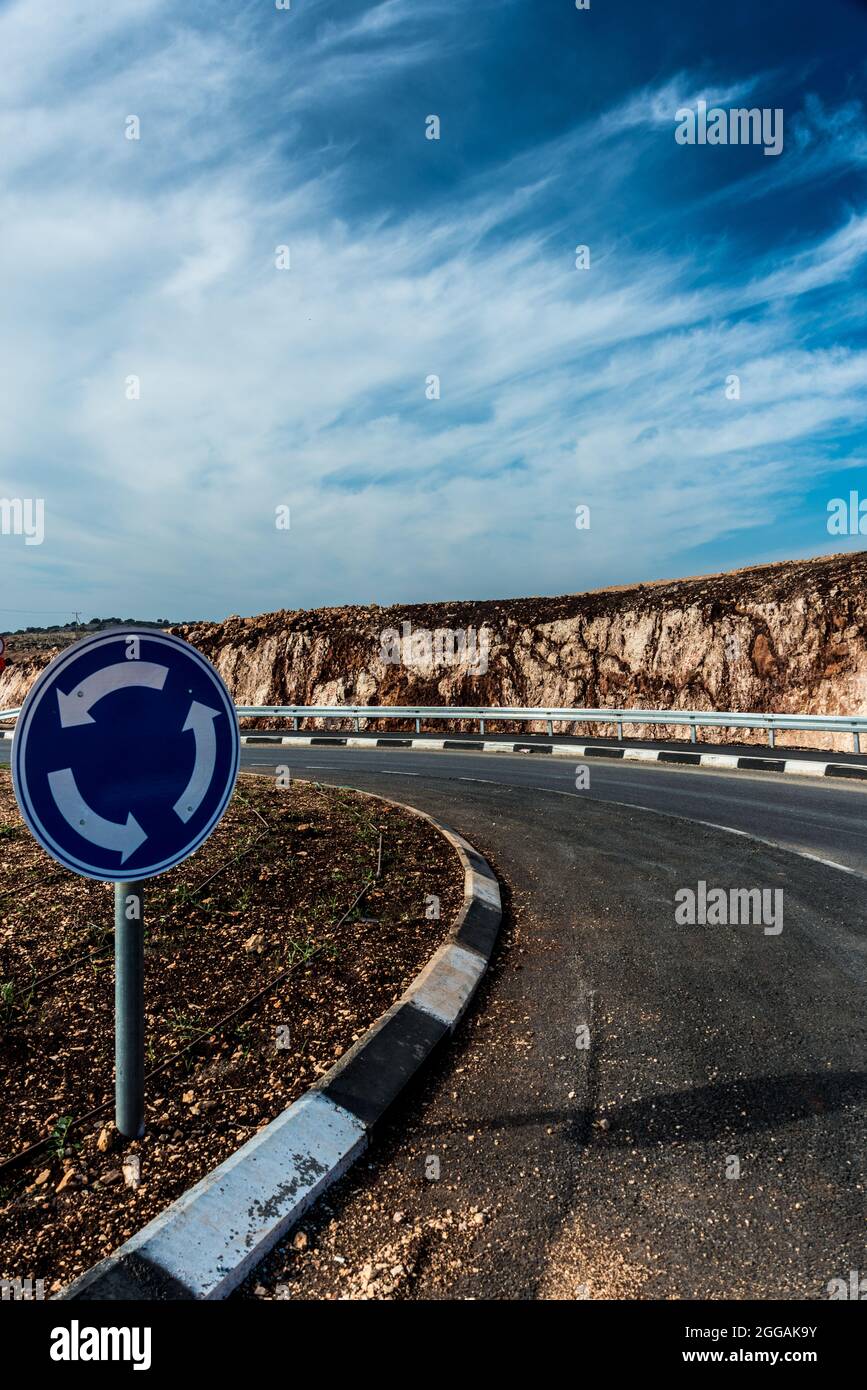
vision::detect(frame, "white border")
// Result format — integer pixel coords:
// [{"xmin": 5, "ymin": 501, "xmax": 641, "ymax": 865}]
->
[{"xmin": 12, "ymin": 629, "xmax": 240, "ymax": 881}]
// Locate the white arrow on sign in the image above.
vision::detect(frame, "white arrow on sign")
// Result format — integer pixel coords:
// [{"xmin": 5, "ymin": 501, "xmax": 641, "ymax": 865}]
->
[
  {"xmin": 47, "ymin": 767, "xmax": 148, "ymax": 863},
  {"xmin": 57, "ymin": 662, "xmax": 168, "ymax": 728},
  {"xmin": 173, "ymin": 701, "xmax": 220, "ymax": 823}
]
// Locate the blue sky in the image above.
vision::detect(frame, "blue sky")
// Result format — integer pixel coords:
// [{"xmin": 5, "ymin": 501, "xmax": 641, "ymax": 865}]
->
[{"xmin": 2, "ymin": 0, "xmax": 867, "ymax": 624}]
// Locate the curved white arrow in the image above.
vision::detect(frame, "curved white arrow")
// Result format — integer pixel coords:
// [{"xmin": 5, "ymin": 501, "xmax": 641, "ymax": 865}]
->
[
  {"xmin": 47, "ymin": 768, "xmax": 147, "ymax": 863},
  {"xmin": 173, "ymin": 701, "xmax": 220, "ymax": 823},
  {"xmin": 57, "ymin": 662, "xmax": 168, "ymax": 728}
]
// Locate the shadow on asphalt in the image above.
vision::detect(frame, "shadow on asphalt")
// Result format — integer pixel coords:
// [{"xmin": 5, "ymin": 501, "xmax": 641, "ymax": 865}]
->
[
  {"xmin": 595, "ymin": 1071, "xmax": 867, "ymax": 1144},
  {"xmin": 408, "ymin": 1071, "xmax": 867, "ymax": 1148}
]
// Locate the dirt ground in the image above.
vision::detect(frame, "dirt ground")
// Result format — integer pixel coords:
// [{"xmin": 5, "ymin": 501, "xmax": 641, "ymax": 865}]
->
[{"xmin": 0, "ymin": 770, "xmax": 463, "ymax": 1292}]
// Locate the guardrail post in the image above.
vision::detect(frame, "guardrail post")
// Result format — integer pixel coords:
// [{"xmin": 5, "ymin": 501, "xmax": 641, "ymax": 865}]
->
[
  {"xmin": 415, "ymin": 718, "xmax": 420, "ymax": 734},
  {"xmin": 690, "ymin": 723, "xmax": 697, "ymax": 744},
  {"xmin": 479, "ymin": 719, "xmax": 485, "ymax": 735},
  {"xmin": 854, "ymin": 732, "xmax": 861, "ymax": 755},
  {"xmin": 616, "ymin": 719, "xmax": 624, "ymax": 740},
  {"xmin": 546, "ymin": 719, "xmax": 553, "ymax": 737},
  {"xmin": 292, "ymin": 717, "xmax": 298, "ymax": 731},
  {"xmin": 353, "ymin": 717, "xmax": 359, "ymax": 733},
  {"xmin": 768, "ymin": 728, "xmax": 776, "ymax": 748}
]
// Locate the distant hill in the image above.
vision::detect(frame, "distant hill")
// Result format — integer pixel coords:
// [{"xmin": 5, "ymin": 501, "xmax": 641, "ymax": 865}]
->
[
  {"xmin": 4, "ymin": 552, "xmax": 867, "ymax": 752},
  {"xmin": 0, "ymin": 618, "xmax": 184, "ymax": 659}
]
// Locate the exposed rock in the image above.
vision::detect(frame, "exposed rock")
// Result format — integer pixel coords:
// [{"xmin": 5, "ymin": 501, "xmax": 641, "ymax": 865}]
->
[{"xmin": 3, "ymin": 552, "xmax": 866, "ymax": 751}]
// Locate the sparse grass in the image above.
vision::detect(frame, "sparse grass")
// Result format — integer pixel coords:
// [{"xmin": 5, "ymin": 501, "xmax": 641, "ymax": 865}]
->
[{"xmin": 164, "ymin": 1010, "xmax": 204, "ymax": 1042}]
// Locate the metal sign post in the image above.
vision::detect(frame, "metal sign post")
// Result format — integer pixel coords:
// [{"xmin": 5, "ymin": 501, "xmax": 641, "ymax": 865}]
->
[
  {"xmin": 12, "ymin": 628, "xmax": 240, "ymax": 1140},
  {"xmin": 115, "ymin": 881, "xmax": 146, "ymax": 1139}
]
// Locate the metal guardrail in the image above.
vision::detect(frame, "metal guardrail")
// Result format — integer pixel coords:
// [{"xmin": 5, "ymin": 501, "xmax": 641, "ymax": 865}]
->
[
  {"xmin": 2, "ymin": 703, "xmax": 865, "ymax": 751},
  {"xmin": 234, "ymin": 705, "xmax": 867, "ymax": 753}
]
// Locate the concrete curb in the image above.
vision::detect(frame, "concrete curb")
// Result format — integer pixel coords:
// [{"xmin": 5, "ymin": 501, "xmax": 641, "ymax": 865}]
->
[
  {"xmin": 241, "ymin": 733, "xmax": 867, "ymax": 781},
  {"xmin": 6, "ymin": 727, "xmax": 866, "ymax": 776},
  {"xmin": 59, "ymin": 800, "xmax": 501, "ymax": 1302}
]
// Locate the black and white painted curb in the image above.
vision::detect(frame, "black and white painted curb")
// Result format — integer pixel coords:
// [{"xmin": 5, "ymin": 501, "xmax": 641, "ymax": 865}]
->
[
  {"xmin": 242, "ymin": 733, "xmax": 867, "ymax": 782},
  {"xmin": 60, "ymin": 802, "xmax": 501, "ymax": 1302}
]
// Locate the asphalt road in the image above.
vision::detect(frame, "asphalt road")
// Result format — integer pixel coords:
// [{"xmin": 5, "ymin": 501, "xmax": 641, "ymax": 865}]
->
[
  {"xmin": 232, "ymin": 741, "xmax": 866, "ymax": 1300},
  {"xmin": 2, "ymin": 736, "xmax": 864, "ymax": 1298},
  {"xmin": 244, "ymin": 741, "xmax": 867, "ymax": 874}
]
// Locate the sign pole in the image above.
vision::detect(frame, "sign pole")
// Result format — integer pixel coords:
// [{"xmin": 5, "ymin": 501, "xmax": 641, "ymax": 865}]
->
[
  {"xmin": 115, "ymin": 881, "xmax": 145, "ymax": 1138},
  {"xmin": 11, "ymin": 627, "xmax": 240, "ymax": 1142}
]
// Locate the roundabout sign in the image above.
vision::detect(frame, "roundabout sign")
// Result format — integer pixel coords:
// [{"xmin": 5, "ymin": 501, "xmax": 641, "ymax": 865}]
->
[
  {"xmin": 12, "ymin": 627, "xmax": 240, "ymax": 1137},
  {"xmin": 12, "ymin": 628, "xmax": 240, "ymax": 881}
]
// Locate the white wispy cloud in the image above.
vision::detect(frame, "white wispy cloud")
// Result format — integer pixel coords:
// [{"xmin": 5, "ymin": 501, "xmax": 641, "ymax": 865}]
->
[{"xmin": 0, "ymin": 0, "xmax": 865, "ymax": 621}]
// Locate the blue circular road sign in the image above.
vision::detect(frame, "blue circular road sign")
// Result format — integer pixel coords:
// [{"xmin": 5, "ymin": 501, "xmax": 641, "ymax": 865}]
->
[{"xmin": 12, "ymin": 629, "xmax": 240, "ymax": 881}]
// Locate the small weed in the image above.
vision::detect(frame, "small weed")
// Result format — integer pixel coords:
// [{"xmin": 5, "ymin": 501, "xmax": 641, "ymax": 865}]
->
[
  {"xmin": 165, "ymin": 1010, "xmax": 202, "ymax": 1041},
  {"xmin": 48, "ymin": 1115, "xmax": 74, "ymax": 1159},
  {"xmin": 284, "ymin": 938, "xmax": 320, "ymax": 966},
  {"xmin": 0, "ymin": 980, "xmax": 15, "ymax": 1022}
]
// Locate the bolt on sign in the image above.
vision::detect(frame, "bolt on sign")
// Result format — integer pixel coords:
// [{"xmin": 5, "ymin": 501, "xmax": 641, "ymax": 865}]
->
[{"xmin": 12, "ymin": 629, "xmax": 240, "ymax": 1136}]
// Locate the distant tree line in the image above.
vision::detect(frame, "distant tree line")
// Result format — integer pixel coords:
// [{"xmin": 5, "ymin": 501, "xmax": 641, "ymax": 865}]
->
[{"xmin": 10, "ymin": 617, "xmax": 183, "ymax": 636}]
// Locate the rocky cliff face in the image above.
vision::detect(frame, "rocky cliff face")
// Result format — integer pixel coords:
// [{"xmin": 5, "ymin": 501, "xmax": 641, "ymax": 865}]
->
[
  {"xmin": 3, "ymin": 551, "xmax": 866, "ymax": 750},
  {"xmin": 0, "ymin": 652, "xmax": 53, "ymax": 716}
]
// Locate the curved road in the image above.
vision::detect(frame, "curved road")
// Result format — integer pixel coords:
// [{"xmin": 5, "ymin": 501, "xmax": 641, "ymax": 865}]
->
[
  {"xmin": 3, "ymin": 737, "xmax": 864, "ymax": 1298},
  {"xmin": 245, "ymin": 740, "xmax": 867, "ymax": 875},
  {"xmin": 230, "ymin": 740, "xmax": 867, "ymax": 1301}
]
